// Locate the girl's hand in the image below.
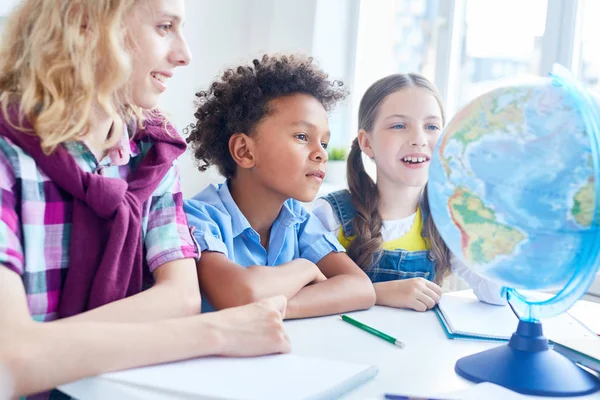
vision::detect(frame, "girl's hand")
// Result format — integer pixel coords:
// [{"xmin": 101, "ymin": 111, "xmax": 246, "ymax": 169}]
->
[{"xmin": 375, "ymin": 278, "xmax": 442, "ymax": 311}]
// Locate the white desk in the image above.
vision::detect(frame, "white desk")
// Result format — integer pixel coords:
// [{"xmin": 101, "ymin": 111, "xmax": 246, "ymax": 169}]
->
[{"xmin": 60, "ymin": 301, "xmax": 600, "ymax": 400}]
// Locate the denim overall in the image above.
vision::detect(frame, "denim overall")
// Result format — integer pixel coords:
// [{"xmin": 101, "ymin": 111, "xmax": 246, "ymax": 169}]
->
[{"xmin": 322, "ymin": 190, "xmax": 436, "ymax": 283}]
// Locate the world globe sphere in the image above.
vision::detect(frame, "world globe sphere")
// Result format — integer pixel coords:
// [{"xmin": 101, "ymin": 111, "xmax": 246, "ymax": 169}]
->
[{"xmin": 427, "ymin": 66, "xmax": 600, "ymax": 320}]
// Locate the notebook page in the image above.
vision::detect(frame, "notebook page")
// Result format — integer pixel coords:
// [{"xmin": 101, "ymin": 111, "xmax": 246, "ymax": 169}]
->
[
  {"xmin": 438, "ymin": 291, "xmax": 597, "ymax": 341},
  {"xmin": 438, "ymin": 291, "xmax": 518, "ymax": 339},
  {"xmin": 97, "ymin": 354, "xmax": 378, "ymax": 400}
]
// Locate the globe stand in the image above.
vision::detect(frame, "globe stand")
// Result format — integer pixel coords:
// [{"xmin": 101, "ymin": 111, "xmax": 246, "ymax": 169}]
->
[{"xmin": 455, "ymin": 320, "xmax": 600, "ymax": 397}]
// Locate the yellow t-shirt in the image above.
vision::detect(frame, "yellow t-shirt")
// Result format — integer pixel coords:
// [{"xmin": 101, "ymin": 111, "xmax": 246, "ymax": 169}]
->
[{"xmin": 338, "ymin": 208, "xmax": 429, "ymax": 252}]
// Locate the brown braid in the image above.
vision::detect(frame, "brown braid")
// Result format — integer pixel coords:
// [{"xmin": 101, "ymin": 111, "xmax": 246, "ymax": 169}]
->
[
  {"xmin": 346, "ymin": 137, "xmax": 384, "ymax": 270},
  {"xmin": 346, "ymin": 73, "xmax": 452, "ymax": 284},
  {"xmin": 422, "ymin": 185, "xmax": 452, "ymax": 285}
]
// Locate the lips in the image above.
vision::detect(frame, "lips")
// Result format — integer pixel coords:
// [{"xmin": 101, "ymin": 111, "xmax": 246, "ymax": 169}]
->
[
  {"xmin": 306, "ymin": 170, "xmax": 325, "ymax": 179},
  {"xmin": 401, "ymin": 153, "xmax": 431, "ymax": 164}
]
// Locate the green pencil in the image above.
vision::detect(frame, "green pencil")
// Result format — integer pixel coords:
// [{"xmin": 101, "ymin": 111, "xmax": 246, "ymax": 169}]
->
[{"xmin": 340, "ymin": 315, "xmax": 405, "ymax": 348}]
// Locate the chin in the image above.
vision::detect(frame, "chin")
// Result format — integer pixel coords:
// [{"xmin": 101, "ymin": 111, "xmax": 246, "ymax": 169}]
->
[
  {"xmin": 294, "ymin": 190, "xmax": 319, "ymax": 203},
  {"xmin": 396, "ymin": 176, "xmax": 428, "ymax": 188},
  {"xmin": 407, "ymin": 180, "xmax": 428, "ymax": 188},
  {"xmin": 132, "ymin": 94, "xmax": 161, "ymax": 110}
]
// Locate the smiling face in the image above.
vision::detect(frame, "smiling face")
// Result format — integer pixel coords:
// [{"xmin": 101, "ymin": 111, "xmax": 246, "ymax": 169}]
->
[
  {"xmin": 234, "ymin": 93, "xmax": 331, "ymax": 203},
  {"xmin": 125, "ymin": 0, "xmax": 191, "ymax": 109},
  {"xmin": 359, "ymin": 86, "xmax": 444, "ymax": 189}
]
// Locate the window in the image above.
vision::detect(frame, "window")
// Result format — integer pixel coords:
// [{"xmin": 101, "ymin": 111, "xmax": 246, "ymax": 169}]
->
[
  {"xmin": 352, "ymin": 0, "xmax": 442, "ymax": 134},
  {"xmin": 456, "ymin": 0, "xmax": 548, "ymax": 107},
  {"xmin": 578, "ymin": 0, "xmax": 600, "ymax": 92}
]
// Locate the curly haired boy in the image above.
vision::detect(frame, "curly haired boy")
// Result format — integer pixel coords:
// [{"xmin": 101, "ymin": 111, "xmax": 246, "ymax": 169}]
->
[{"xmin": 184, "ymin": 54, "xmax": 376, "ymax": 318}]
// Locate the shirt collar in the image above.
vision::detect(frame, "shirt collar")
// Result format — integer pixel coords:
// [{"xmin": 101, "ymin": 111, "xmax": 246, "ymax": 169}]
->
[
  {"xmin": 64, "ymin": 122, "xmax": 137, "ymax": 167},
  {"xmin": 218, "ymin": 180, "xmax": 307, "ymax": 238}
]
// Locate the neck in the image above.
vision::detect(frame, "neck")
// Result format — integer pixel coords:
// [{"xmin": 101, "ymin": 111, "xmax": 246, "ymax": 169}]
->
[
  {"xmin": 376, "ymin": 175, "xmax": 423, "ymax": 220},
  {"xmin": 84, "ymin": 105, "xmax": 122, "ymax": 161},
  {"xmin": 228, "ymin": 173, "xmax": 286, "ymax": 238}
]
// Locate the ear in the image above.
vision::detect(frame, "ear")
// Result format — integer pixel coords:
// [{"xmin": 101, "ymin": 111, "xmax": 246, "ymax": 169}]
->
[
  {"xmin": 229, "ymin": 133, "xmax": 256, "ymax": 170},
  {"xmin": 357, "ymin": 129, "xmax": 375, "ymax": 159}
]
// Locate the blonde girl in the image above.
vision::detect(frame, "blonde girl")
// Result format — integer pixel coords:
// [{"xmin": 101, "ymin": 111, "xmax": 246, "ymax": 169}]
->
[{"xmin": 0, "ymin": 1, "xmax": 288, "ymax": 398}]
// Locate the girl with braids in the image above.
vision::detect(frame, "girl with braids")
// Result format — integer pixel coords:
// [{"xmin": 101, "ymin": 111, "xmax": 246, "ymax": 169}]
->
[
  {"xmin": 184, "ymin": 54, "xmax": 375, "ymax": 319},
  {"xmin": 313, "ymin": 74, "xmax": 506, "ymax": 312},
  {"xmin": 0, "ymin": 1, "xmax": 289, "ymax": 398}
]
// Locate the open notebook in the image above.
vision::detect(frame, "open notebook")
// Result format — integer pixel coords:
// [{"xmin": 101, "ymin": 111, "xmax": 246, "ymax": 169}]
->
[
  {"xmin": 59, "ymin": 354, "xmax": 378, "ymax": 400},
  {"xmin": 434, "ymin": 290, "xmax": 597, "ymax": 343},
  {"xmin": 552, "ymin": 336, "xmax": 600, "ymax": 373}
]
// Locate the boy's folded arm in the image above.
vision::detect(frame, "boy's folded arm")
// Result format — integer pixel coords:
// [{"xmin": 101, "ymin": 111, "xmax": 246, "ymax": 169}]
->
[
  {"xmin": 285, "ymin": 252, "xmax": 376, "ymax": 319},
  {"xmin": 197, "ymin": 252, "xmax": 321, "ymax": 309}
]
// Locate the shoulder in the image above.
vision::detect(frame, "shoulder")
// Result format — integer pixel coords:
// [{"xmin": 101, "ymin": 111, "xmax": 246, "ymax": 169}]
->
[
  {"xmin": 311, "ymin": 198, "xmax": 341, "ymax": 232},
  {"xmin": 321, "ymin": 189, "xmax": 352, "ymax": 207},
  {"xmin": 0, "ymin": 135, "xmax": 37, "ymax": 183},
  {"xmin": 184, "ymin": 184, "xmax": 229, "ymax": 221}
]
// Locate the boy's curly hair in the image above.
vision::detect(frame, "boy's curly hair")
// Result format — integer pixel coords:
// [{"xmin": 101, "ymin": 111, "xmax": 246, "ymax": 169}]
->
[{"xmin": 186, "ymin": 54, "xmax": 347, "ymax": 178}]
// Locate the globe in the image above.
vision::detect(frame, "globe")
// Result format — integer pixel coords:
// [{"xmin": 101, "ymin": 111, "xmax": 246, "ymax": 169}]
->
[{"xmin": 427, "ymin": 65, "xmax": 600, "ymax": 396}]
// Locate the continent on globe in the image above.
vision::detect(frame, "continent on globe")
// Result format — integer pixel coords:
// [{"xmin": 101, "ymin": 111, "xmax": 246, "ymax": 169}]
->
[
  {"xmin": 572, "ymin": 179, "xmax": 595, "ymax": 227},
  {"xmin": 438, "ymin": 88, "xmax": 529, "ymax": 175},
  {"xmin": 449, "ymin": 187, "xmax": 526, "ymax": 265}
]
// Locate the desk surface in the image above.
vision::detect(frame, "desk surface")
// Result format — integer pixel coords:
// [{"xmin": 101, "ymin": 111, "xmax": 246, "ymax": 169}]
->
[{"xmin": 60, "ymin": 299, "xmax": 600, "ymax": 400}]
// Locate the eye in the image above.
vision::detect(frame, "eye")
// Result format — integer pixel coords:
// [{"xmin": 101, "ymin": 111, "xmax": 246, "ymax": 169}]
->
[
  {"xmin": 425, "ymin": 124, "xmax": 440, "ymax": 131},
  {"xmin": 295, "ymin": 133, "xmax": 308, "ymax": 141},
  {"xmin": 157, "ymin": 24, "xmax": 173, "ymax": 34},
  {"xmin": 391, "ymin": 123, "xmax": 406, "ymax": 130},
  {"xmin": 321, "ymin": 142, "xmax": 328, "ymax": 150}
]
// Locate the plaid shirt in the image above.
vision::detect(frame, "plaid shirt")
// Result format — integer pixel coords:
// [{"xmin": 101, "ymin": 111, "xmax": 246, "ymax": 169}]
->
[{"xmin": 0, "ymin": 126, "xmax": 198, "ymax": 323}]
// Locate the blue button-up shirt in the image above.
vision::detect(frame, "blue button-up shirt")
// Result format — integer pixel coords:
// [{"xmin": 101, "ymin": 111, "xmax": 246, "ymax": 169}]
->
[{"xmin": 184, "ymin": 181, "xmax": 345, "ymax": 311}]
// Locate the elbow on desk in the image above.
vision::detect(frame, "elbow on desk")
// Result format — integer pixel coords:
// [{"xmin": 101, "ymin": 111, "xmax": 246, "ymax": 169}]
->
[
  {"xmin": 364, "ymin": 282, "xmax": 377, "ymax": 309},
  {"xmin": 354, "ymin": 274, "xmax": 377, "ymax": 309}
]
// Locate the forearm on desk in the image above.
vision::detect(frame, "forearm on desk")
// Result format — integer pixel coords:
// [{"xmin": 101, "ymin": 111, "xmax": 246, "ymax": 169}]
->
[
  {"xmin": 3, "ymin": 316, "xmax": 221, "ymax": 396},
  {"xmin": 373, "ymin": 281, "xmax": 401, "ymax": 307},
  {"xmin": 286, "ymin": 275, "xmax": 375, "ymax": 319},
  {"xmin": 200, "ymin": 254, "xmax": 319, "ymax": 309}
]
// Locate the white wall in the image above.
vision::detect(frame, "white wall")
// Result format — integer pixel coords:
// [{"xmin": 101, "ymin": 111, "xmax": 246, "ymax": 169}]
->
[{"xmin": 0, "ymin": 0, "xmax": 19, "ymax": 16}]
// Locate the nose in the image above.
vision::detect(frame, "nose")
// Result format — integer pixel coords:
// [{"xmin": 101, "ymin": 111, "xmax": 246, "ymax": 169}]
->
[
  {"xmin": 311, "ymin": 143, "xmax": 328, "ymax": 163},
  {"xmin": 410, "ymin": 127, "xmax": 427, "ymax": 147},
  {"xmin": 170, "ymin": 34, "xmax": 192, "ymax": 66}
]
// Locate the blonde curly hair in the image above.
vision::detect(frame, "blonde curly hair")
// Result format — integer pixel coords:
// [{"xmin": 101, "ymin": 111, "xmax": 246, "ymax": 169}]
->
[{"xmin": 0, "ymin": 0, "xmax": 146, "ymax": 153}]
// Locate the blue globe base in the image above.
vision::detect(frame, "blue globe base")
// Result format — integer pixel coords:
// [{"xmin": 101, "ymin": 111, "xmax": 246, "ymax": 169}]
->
[{"xmin": 455, "ymin": 320, "xmax": 600, "ymax": 397}]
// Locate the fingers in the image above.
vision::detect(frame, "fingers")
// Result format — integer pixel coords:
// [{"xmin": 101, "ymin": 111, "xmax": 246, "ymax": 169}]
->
[
  {"xmin": 409, "ymin": 278, "xmax": 441, "ymax": 311},
  {"xmin": 423, "ymin": 279, "xmax": 443, "ymax": 296},
  {"xmin": 256, "ymin": 298, "xmax": 292, "ymax": 354},
  {"xmin": 279, "ymin": 329, "xmax": 292, "ymax": 354},
  {"xmin": 259, "ymin": 295, "xmax": 288, "ymax": 316},
  {"xmin": 415, "ymin": 291, "xmax": 436, "ymax": 310},
  {"xmin": 420, "ymin": 286, "xmax": 441, "ymax": 305},
  {"xmin": 264, "ymin": 305, "xmax": 291, "ymax": 354},
  {"xmin": 410, "ymin": 297, "xmax": 429, "ymax": 312}
]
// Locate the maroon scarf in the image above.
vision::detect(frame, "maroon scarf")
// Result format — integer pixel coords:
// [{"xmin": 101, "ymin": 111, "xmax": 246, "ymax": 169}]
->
[{"xmin": 0, "ymin": 108, "xmax": 188, "ymax": 317}]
